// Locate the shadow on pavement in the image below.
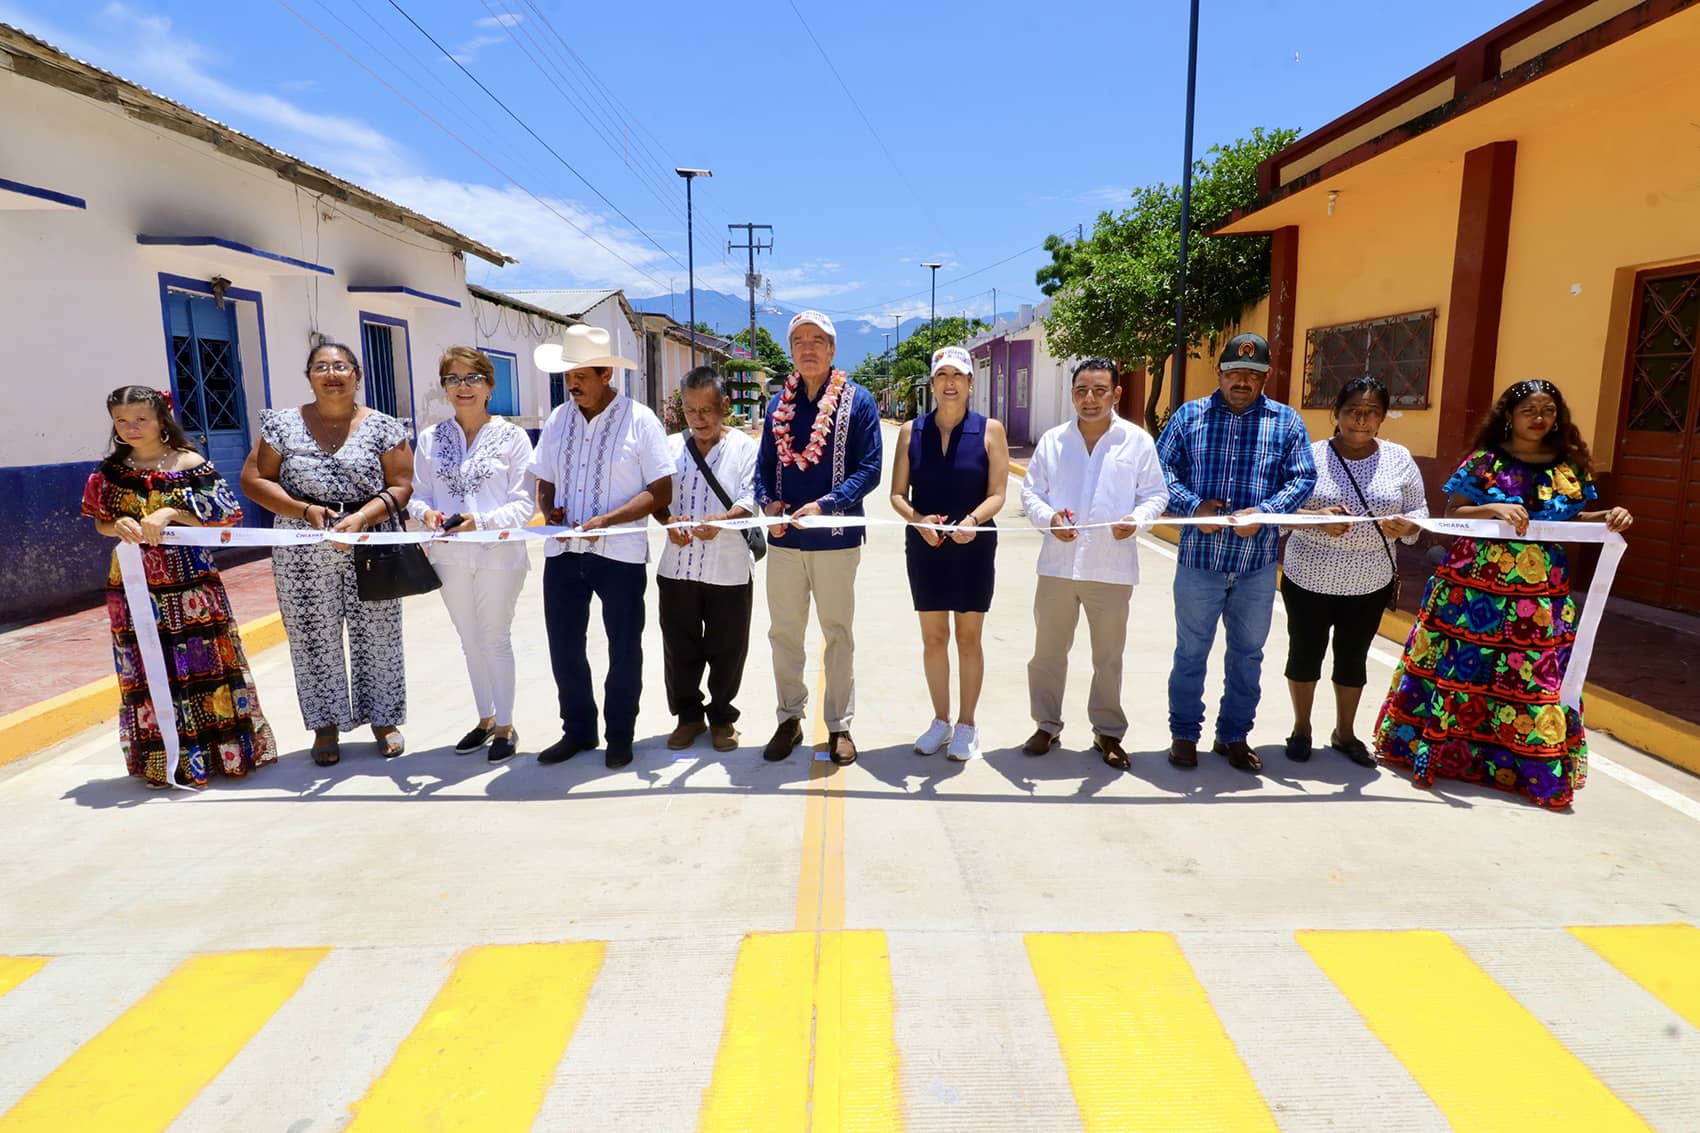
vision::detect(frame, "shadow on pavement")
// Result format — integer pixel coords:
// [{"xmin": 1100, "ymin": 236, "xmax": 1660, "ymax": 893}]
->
[{"xmin": 61, "ymin": 735, "xmax": 1451, "ymax": 809}]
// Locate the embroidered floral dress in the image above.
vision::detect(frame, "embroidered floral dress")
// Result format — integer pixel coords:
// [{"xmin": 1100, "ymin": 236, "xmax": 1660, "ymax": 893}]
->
[
  {"xmin": 1373, "ymin": 447, "xmax": 1597, "ymax": 809},
  {"xmin": 81, "ymin": 460, "xmax": 278, "ymax": 787}
]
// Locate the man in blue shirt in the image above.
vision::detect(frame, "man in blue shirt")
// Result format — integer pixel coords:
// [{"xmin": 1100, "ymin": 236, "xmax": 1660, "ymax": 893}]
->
[
  {"xmin": 1158, "ymin": 332, "xmax": 1317, "ymax": 774},
  {"xmin": 756, "ymin": 311, "xmax": 884, "ymax": 765}
]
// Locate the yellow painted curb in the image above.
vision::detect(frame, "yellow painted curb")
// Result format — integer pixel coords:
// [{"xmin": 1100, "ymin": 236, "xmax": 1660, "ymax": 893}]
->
[
  {"xmin": 0, "ymin": 611, "xmax": 286, "ymax": 772},
  {"xmin": 1017, "ymin": 454, "xmax": 1700, "ymax": 775}
]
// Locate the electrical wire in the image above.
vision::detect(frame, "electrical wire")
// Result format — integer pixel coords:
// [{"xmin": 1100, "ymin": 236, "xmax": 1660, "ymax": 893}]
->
[
  {"xmin": 785, "ymin": 0, "xmax": 951, "ymax": 248},
  {"xmin": 273, "ymin": 0, "xmax": 667, "ymax": 288},
  {"xmin": 382, "ymin": 0, "xmax": 685, "ymax": 272}
]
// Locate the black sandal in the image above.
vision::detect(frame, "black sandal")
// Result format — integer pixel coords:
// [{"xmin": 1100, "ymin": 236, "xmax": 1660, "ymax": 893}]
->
[
  {"xmin": 1094, "ymin": 734, "xmax": 1131, "ymax": 771},
  {"xmin": 1214, "ymin": 740, "xmax": 1263, "ymax": 774},
  {"xmin": 312, "ymin": 732, "xmax": 341, "ymax": 767},
  {"xmin": 1330, "ymin": 731, "xmax": 1377, "ymax": 768}
]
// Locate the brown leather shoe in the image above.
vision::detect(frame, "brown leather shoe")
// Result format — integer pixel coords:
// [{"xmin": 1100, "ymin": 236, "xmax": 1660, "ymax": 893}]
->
[
  {"xmin": 1023, "ymin": 728, "xmax": 1060, "ymax": 756},
  {"xmin": 710, "ymin": 723, "xmax": 740, "ymax": 752},
  {"xmin": 1168, "ymin": 738, "xmax": 1198, "ymax": 768},
  {"xmin": 764, "ymin": 718, "xmax": 803, "ymax": 761},
  {"xmin": 667, "ymin": 720, "xmax": 708, "ymax": 750},
  {"xmin": 829, "ymin": 730, "xmax": 858, "ymax": 765}
]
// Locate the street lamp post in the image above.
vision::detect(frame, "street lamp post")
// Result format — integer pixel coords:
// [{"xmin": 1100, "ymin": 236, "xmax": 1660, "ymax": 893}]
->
[
  {"xmin": 920, "ymin": 262, "xmax": 943, "ymax": 413},
  {"xmin": 675, "ymin": 167, "xmax": 712, "ymax": 368},
  {"xmin": 1170, "ymin": 0, "xmax": 1200, "ymax": 414},
  {"xmin": 920, "ymin": 262, "xmax": 943, "ymax": 351}
]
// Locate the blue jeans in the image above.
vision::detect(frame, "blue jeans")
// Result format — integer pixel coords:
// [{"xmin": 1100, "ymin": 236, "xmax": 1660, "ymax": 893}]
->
[
  {"xmin": 1168, "ymin": 562, "xmax": 1277, "ymax": 744},
  {"xmin": 543, "ymin": 554, "xmax": 647, "ymax": 745}
]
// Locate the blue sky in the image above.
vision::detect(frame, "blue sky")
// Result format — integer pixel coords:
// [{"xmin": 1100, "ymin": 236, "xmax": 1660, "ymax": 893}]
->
[{"xmin": 6, "ymin": 0, "xmax": 1529, "ymax": 339}]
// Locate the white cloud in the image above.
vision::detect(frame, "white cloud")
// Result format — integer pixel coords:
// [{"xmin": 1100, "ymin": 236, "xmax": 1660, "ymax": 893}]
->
[
  {"xmin": 475, "ymin": 13, "xmax": 523, "ymax": 28},
  {"xmin": 2, "ymin": 0, "xmax": 874, "ymax": 305},
  {"xmin": 450, "ymin": 33, "xmax": 507, "ymax": 64}
]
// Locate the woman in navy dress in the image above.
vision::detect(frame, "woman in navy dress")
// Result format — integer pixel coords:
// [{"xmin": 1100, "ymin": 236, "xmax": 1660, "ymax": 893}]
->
[{"xmin": 889, "ymin": 346, "xmax": 1010, "ymax": 761}]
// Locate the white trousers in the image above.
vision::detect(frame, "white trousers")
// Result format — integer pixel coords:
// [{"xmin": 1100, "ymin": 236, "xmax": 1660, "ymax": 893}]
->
[{"xmin": 433, "ymin": 560, "xmax": 527, "ymax": 726}]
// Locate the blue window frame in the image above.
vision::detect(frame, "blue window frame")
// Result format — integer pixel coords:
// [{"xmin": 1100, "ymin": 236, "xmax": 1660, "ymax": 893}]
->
[
  {"xmin": 549, "ymin": 372, "xmax": 565, "ymax": 408},
  {"xmin": 358, "ymin": 312, "xmax": 413, "ymax": 426},
  {"xmin": 484, "ymin": 348, "xmax": 519, "ymax": 416}
]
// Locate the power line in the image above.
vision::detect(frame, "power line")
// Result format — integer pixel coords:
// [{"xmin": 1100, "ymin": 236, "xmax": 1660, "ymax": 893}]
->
[
  {"xmin": 785, "ymin": 0, "xmax": 950, "ymax": 248},
  {"xmin": 814, "ymin": 239, "xmax": 1060, "ymax": 316},
  {"xmin": 272, "ymin": 0, "xmax": 667, "ymax": 289},
  {"xmin": 382, "ymin": 0, "xmax": 685, "ymax": 272},
  {"xmin": 481, "ymin": 0, "xmax": 689, "ymax": 230}
]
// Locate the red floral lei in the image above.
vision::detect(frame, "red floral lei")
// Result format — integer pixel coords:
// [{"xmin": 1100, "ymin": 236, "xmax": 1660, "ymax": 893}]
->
[{"xmin": 772, "ymin": 369, "xmax": 847, "ymax": 470}]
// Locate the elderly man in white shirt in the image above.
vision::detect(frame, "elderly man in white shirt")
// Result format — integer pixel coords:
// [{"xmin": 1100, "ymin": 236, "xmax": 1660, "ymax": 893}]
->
[
  {"xmin": 657, "ymin": 366, "xmax": 760, "ymax": 754},
  {"xmin": 1020, "ymin": 357, "xmax": 1169, "ymax": 770},
  {"xmin": 529, "ymin": 325, "xmax": 672, "ymax": 770}
]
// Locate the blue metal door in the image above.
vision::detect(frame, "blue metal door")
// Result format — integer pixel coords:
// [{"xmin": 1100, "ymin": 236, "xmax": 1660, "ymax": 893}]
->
[{"xmin": 166, "ymin": 292, "xmax": 251, "ymax": 498}]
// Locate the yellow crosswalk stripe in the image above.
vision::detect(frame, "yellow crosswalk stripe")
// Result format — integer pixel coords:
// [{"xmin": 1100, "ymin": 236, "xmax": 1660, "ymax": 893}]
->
[
  {"xmin": 0, "ymin": 957, "xmax": 47, "ymax": 1001},
  {"xmin": 1025, "ymin": 932, "xmax": 1278, "ymax": 1133},
  {"xmin": 0, "ymin": 947, "xmax": 327, "ymax": 1133},
  {"xmin": 698, "ymin": 930, "xmax": 905, "ymax": 1132},
  {"xmin": 1299, "ymin": 930, "xmax": 1651, "ymax": 1132},
  {"xmin": 1569, "ymin": 923, "xmax": 1700, "ymax": 1031},
  {"xmin": 344, "ymin": 941, "xmax": 606, "ymax": 1132}
]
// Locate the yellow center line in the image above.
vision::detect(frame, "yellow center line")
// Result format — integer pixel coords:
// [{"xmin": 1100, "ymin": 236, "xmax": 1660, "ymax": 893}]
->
[
  {"xmin": 0, "ymin": 947, "xmax": 328, "ymax": 1133},
  {"xmin": 1569, "ymin": 922, "xmax": 1700, "ymax": 1031},
  {"xmin": 1300, "ymin": 929, "xmax": 1651, "ymax": 1132}
]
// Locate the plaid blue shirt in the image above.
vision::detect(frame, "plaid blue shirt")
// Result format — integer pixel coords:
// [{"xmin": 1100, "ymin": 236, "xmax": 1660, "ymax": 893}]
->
[{"xmin": 1157, "ymin": 391, "xmax": 1317, "ymax": 573}]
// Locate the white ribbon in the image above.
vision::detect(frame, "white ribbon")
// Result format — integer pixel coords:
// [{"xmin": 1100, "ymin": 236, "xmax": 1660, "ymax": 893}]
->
[
  {"xmin": 117, "ymin": 510, "xmax": 1625, "ymax": 768},
  {"xmin": 116, "ymin": 543, "xmax": 186, "ymax": 789}
]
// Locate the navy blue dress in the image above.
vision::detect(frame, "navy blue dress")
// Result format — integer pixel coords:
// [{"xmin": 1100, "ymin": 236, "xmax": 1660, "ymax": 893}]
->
[{"xmin": 904, "ymin": 411, "xmax": 997, "ymax": 613}]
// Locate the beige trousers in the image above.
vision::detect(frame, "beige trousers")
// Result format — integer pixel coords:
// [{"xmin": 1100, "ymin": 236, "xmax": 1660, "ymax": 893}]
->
[
  {"xmin": 766, "ymin": 545, "xmax": 861, "ymax": 732},
  {"xmin": 1028, "ymin": 574, "xmax": 1133, "ymax": 739}
]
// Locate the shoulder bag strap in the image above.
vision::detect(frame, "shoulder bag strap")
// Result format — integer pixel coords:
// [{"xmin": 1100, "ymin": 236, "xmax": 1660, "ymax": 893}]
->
[{"xmin": 685, "ymin": 436, "xmax": 737, "ymax": 512}]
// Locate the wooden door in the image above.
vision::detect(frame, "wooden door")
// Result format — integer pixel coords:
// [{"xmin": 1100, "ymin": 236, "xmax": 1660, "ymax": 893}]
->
[{"xmin": 1614, "ymin": 264, "xmax": 1700, "ymax": 611}]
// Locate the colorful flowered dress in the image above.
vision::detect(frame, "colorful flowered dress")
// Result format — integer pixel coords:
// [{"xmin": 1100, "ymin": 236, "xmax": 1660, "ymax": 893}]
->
[
  {"xmin": 1373, "ymin": 448, "xmax": 1596, "ymax": 809},
  {"xmin": 81, "ymin": 460, "xmax": 279, "ymax": 788}
]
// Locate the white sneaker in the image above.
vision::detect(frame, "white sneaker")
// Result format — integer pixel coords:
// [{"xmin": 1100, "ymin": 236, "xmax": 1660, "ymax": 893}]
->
[
  {"xmin": 915, "ymin": 718, "xmax": 952, "ymax": 755},
  {"xmin": 947, "ymin": 723, "xmax": 980, "ymax": 761}
]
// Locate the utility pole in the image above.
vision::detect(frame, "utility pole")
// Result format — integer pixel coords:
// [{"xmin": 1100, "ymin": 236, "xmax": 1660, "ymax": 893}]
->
[
  {"xmin": 992, "ymin": 287, "xmax": 998, "ymax": 327},
  {"xmin": 728, "ymin": 222, "xmax": 773, "ymax": 408}
]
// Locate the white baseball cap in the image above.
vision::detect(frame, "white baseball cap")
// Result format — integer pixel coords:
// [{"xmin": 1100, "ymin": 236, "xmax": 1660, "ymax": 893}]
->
[
  {"xmin": 930, "ymin": 346, "xmax": 973, "ymax": 377},
  {"xmin": 787, "ymin": 310, "xmax": 837, "ymax": 341}
]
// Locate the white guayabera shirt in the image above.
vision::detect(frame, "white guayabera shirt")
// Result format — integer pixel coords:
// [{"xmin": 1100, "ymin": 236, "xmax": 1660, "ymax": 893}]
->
[
  {"xmin": 1021, "ymin": 414, "xmax": 1170, "ymax": 586},
  {"xmin": 528, "ymin": 391, "xmax": 671, "ymax": 564}
]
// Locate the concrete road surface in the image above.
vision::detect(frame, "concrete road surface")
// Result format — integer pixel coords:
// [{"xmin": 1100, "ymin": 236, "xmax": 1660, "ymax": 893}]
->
[{"xmin": 2, "ymin": 425, "xmax": 1697, "ymax": 1132}]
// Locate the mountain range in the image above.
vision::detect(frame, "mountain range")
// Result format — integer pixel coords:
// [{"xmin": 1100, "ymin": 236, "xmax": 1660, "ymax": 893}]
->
[{"xmin": 628, "ymin": 289, "xmax": 1010, "ymax": 372}]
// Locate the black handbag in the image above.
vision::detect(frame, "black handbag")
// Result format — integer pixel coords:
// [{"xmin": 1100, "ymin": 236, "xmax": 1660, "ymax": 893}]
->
[
  {"xmin": 684, "ymin": 435, "xmax": 766, "ymax": 563},
  {"xmin": 1330, "ymin": 441, "xmax": 1402, "ymax": 612},
  {"xmin": 354, "ymin": 489, "xmax": 442, "ymax": 601}
]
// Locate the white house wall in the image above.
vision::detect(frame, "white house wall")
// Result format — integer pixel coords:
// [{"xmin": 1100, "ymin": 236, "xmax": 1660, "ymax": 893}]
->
[{"xmin": 0, "ymin": 67, "xmax": 522, "ymax": 618}]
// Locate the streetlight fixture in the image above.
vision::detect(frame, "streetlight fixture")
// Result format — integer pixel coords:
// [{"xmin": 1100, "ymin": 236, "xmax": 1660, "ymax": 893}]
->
[
  {"xmin": 920, "ymin": 262, "xmax": 943, "ymax": 350},
  {"xmin": 676, "ymin": 167, "xmax": 712, "ymax": 368}
]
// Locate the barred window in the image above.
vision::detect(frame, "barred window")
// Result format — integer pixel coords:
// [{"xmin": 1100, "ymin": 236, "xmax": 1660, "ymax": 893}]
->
[{"xmin": 1303, "ymin": 310, "xmax": 1436, "ymax": 409}]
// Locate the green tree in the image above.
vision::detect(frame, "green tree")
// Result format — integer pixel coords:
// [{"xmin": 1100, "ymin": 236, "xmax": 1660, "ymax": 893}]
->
[
  {"xmin": 1042, "ymin": 126, "xmax": 1299, "ymax": 433},
  {"xmin": 726, "ymin": 325, "xmax": 792, "ymax": 376}
]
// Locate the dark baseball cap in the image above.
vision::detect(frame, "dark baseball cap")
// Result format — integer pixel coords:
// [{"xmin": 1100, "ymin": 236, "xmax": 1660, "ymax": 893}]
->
[{"xmin": 1219, "ymin": 333, "xmax": 1271, "ymax": 374}]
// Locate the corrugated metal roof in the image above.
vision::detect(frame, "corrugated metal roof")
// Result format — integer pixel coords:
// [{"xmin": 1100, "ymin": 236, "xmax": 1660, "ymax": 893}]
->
[
  {"xmin": 499, "ymin": 289, "xmax": 622, "ymax": 318},
  {"xmin": 0, "ymin": 22, "xmax": 513, "ymax": 267}
]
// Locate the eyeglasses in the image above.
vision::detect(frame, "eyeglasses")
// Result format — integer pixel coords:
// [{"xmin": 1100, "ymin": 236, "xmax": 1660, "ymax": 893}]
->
[
  {"xmin": 441, "ymin": 374, "xmax": 487, "ymax": 388},
  {"xmin": 309, "ymin": 362, "xmax": 354, "ymax": 375},
  {"xmin": 1072, "ymin": 386, "xmax": 1114, "ymax": 399}
]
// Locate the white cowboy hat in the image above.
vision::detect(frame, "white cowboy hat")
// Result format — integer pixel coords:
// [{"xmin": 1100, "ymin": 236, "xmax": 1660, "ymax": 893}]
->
[{"xmin": 534, "ymin": 324, "xmax": 637, "ymax": 373}]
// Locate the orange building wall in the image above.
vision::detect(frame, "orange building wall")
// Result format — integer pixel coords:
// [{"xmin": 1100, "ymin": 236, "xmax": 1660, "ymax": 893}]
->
[{"xmin": 1492, "ymin": 63, "xmax": 1700, "ymax": 470}]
